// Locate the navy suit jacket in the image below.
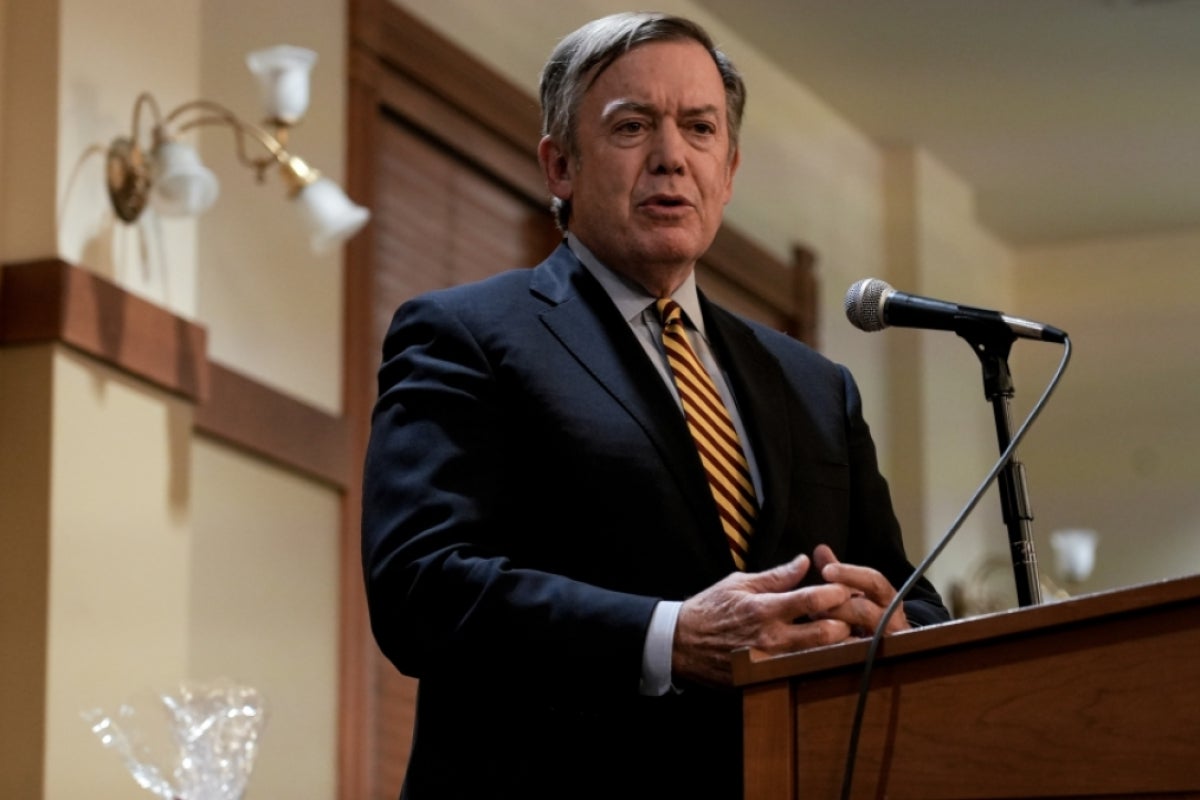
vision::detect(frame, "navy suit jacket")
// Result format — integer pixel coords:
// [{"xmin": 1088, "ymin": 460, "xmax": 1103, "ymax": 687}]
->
[{"xmin": 362, "ymin": 243, "xmax": 948, "ymax": 799}]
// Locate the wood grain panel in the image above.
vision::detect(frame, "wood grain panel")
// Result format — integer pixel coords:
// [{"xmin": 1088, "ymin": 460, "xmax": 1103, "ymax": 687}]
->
[
  {"xmin": 735, "ymin": 575, "xmax": 1200, "ymax": 799},
  {"xmin": 193, "ymin": 362, "xmax": 349, "ymax": 489},
  {"xmin": 0, "ymin": 259, "xmax": 208, "ymax": 401}
]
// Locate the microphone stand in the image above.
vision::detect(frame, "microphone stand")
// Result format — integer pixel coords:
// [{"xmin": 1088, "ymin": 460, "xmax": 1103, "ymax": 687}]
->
[{"xmin": 959, "ymin": 322, "xmax": 1043, "ymax": 607}]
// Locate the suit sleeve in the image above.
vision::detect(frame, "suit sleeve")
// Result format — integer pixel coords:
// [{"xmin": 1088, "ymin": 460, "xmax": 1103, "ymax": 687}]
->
[
  {"xmin": 839, "ymin": 364, "xmax": 949, "ymax": 627},
  {"xmin": 360, "ymin": 293, "xmax": 658, "ymax": 692}
]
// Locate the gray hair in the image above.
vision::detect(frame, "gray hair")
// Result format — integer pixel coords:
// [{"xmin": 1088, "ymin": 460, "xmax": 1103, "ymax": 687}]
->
[{"xmin": 538, "ymin": 12, "xmax": 747, "ymax": 230}]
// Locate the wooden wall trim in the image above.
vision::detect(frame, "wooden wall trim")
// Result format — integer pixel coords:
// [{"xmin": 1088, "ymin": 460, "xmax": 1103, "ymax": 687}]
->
[
  {"xmin": 791, "ymin": 244, "xmax": 819, "ymax": 348},
  {"xmin": 351, "ymin": 0, "xmax": 540, "ymax": 155},
  {"xmin": 0, "ymin": 259, "xmax": 349, "ymax": 490},
  {"xmin": 0, "ymin": 258, "xmax": 209, "ymax": 401},
  {"xmin": 194, "ymin": 362, "xmax": 350, "ymax": 490},
  {"xmin": 339, "ymin": 33, "xmax": 382, "ymax": 800},
  {"xmin": 367, "ymin": 61, "xmax": 547, "ymax": 203}
]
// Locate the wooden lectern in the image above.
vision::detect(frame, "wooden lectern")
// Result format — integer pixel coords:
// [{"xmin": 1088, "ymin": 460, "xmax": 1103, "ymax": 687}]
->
[{"xmin": 732, "ymin": 574, "xmax": 1200, "ymax": 799}]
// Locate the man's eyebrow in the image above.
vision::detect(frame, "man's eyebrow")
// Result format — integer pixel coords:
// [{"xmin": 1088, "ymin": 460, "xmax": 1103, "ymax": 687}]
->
[
  {"xmin": 600, "ymin": 99, "xmax": 657, "ymax": 120},
  {"xmin": 599, "ymin": 100, "xmax": 722, "ymax": 120}
]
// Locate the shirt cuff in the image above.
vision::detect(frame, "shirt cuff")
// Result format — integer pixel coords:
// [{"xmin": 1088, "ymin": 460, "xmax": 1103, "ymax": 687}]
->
[{"xmin": 639, "ymin": 600, "xmax": 682, "ymax": 696}]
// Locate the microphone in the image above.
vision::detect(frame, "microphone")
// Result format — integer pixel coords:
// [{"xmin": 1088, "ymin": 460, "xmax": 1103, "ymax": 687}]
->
[{"xmin": 843, "ymin": 278, "xmax": 1067, "ymax": 344}]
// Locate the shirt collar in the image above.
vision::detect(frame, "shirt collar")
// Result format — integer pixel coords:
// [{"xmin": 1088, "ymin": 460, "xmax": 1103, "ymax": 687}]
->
[{"xmin": 566, "ymin": 233, "xmax": 706, "ymax": 334}]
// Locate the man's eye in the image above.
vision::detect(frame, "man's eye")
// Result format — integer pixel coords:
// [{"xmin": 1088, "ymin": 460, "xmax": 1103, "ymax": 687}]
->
[
  {"xmin": 616, "ymin": 120, "xmax": 646, "ymax": 134},
  {"xmin": 691, "ymin": 122, "xmax": 716, "ymax": 135}
]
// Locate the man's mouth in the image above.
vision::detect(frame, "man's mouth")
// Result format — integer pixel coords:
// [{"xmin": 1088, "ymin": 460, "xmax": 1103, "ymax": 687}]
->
[{"xmin": 640, "ymin": 194, "xmax": 692, "ymax": 211}]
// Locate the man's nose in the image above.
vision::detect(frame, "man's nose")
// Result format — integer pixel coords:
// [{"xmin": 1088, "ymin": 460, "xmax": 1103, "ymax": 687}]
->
[{"xmin": 648, "ymin": 122, "xmax": 687, "ymax": 175}]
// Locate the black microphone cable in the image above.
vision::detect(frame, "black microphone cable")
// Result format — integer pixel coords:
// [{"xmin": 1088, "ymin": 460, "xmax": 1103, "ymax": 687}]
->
[{"xmin": 838, "ymin": 335, "xmax": 1073, "ymax": 800}]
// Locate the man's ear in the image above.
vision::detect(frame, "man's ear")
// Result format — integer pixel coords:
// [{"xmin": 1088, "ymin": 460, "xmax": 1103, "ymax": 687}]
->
[
  {"xmin": 538, "ymin": 135, "xmax": 573, "ymax": 203},
  {"xmin": 722, "ymin": 145, "xmax": 741, "ymax": 206}
]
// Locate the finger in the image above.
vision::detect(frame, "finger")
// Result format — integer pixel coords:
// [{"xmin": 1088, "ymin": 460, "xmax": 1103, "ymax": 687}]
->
[
  {"xmin": 812, "ymin": 543, "xmax": 839, "ymax": 573},
  {"xmin": 758, "ymin": 617, "xmax": 852, "ymax": 654},
  {"xmin": 817, "ymin": 596, "xmax": 878, "ymax": 632},
  {"xmin": 821, "ymin": 560, "xmax": 895, "ymax": 603},
  {"xmin": 769, "ymin": 582, "xmax": 853, "ymax": 620},
  {"xmin": 820, "ymin": 595, "xmax": 911, "ymax": 636},
  {"xmin": 741, "ymin": 553, "xmax": 811, "ymax": 593}
]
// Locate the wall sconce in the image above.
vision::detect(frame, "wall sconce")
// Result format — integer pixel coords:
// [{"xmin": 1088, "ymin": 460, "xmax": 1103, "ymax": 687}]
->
[
  {"xmin": 1049, "ymin": 528, "xmax": 1099, "ymax": 585},
  {"xmin": 105, "ymin": 45, "xmax": 369, "ymax": 254}
]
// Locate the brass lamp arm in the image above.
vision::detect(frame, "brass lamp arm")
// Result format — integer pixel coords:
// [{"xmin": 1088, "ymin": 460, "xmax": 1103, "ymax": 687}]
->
[
  {"xmin": 127, "ymin": 91, "xmax": 166, "ymax": 145},
  {"xmin": 108, "ymin": 90, "xmax": 326, "ymax": 223},
  {"xmin": 162, "ymin": 99, "xmax": 290, "ymax": 181}
]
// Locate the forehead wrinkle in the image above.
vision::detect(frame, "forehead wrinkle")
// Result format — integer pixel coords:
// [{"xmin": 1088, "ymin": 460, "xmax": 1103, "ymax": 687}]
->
[{"xmin": 680, "ymin": 103, "xmax": 721, "ymax": 120}]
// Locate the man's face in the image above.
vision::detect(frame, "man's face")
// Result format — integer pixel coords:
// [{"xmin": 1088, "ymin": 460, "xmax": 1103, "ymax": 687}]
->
[{"xmin": 540, "ymin": 39, "xmax": 740, "ymax": 293}]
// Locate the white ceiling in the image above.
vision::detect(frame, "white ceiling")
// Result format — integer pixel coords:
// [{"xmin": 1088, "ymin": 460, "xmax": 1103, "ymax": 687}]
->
[{"xmin": 691, "ymin": 0, "xmax": 1200, "ymax": 247}]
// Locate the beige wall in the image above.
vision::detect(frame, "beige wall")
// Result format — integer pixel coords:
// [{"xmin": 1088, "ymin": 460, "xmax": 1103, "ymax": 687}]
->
[
  {"xmin": 56, "ymin": 0, "xmax": 204, "ymax": 315},
  {"xmin": 875, "ymin": 147, "xmax": 1015, "ymax": 589},
  {"xmin": 909, "ymin": 150, "xmax": 1015, "ymax": 591},
  {"xmin": 43, "ymin": 350, "xmax": 193, "ymax": 799},
  {"xmin": 190, "ymin": 438, "xmax": 341, "ymax": 798},
  {"xmin": 1, "ymin": 0, "xmax": 343, "ymax": 797},
  {"xmin": 196, "ymin": 0, "xmax": 348, "ymax": 414},
  {"xmin": 1014, "ymin": 230, "xmax": 1200, "ymax": 593}
]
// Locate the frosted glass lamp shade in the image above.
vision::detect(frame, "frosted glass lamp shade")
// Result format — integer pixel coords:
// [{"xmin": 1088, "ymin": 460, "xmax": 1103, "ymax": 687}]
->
[
  {"xmin": 1050, "ymin": 528, "xmax": 1099, "ymax": 583},
  {"xmin": 246, "ymin": 45, "xmax": 317, "ymax": 124},
  {"xmin": 151, "ymin": 140, "xmax": 219, "ymax": 217},
  {"xmin": 294, "ymin": 177, "xmax": 370, "ymax": 254}
]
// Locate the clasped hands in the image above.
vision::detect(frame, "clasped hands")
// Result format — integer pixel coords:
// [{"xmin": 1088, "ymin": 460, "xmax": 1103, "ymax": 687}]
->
[{"xmin": 672, "ymin": 544, "xmax": 909, "ymax": 688}]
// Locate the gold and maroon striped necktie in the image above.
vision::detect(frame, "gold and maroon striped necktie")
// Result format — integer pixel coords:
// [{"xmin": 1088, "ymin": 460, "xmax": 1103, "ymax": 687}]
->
[{"xmin": 656, "ymin": 298, "xmax": 758, "ymax": 570}]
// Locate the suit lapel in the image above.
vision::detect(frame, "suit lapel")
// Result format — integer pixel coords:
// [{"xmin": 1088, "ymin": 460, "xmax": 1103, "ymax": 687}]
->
[{"xmin": 531, "ymin": 247, "xmax": 732, "ymax": 566}]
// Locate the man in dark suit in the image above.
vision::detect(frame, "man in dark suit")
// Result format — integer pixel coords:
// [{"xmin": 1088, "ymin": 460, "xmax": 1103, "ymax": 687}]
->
[{"xmin": 362, "ymin": 11, "xmax": 948, "ymax": 799}]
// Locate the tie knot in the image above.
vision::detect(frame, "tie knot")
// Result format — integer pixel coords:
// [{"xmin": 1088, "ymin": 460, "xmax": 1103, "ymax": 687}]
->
[{"xmin": 656, "ymin": 297, "xmax": 682, "ymax": 327}]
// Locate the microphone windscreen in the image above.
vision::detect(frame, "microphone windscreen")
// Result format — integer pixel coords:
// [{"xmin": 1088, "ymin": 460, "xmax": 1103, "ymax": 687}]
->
[{"xmin": 844, "ymin": 278, "xmax": 892, "ymax": 332}]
